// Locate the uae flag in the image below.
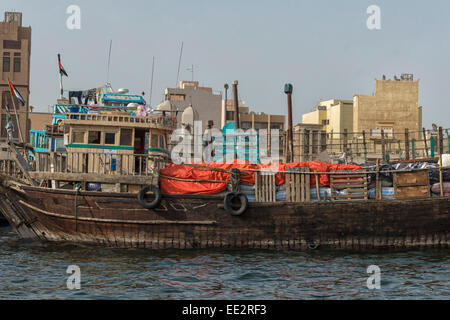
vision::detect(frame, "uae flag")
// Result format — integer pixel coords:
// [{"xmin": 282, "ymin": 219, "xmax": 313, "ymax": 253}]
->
[
  {"xmin": 8, "ymin": 80, "xmax": 25, "ymax": 106},
  {"xmin": 58, "ymin": 54, "xmax": 68, "ymax": 77}
]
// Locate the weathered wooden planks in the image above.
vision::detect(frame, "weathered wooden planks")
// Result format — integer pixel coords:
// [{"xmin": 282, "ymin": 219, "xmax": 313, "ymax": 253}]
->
[
  {"xmin": 330, "ymin": 172, "xmax": 368, "ymax": 202},
  {"xmin": 255, "ymin": 171, "xmax": 276, "ymax": 203},
  {"xmin": 393, "ymin": 169, "xmax": 430, "ymax": 199},
  {"xmin": 285, "ymin": 167, "xmax": 310, "ymax": 203},
  {"xmin": 0, "ymin": 173, "xmax": 449, "ymax": 250}
]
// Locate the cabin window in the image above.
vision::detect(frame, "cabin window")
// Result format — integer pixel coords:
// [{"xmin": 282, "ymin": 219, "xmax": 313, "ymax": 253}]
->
[
  {"xmin": 105, "ymin": 132, "xmax": 116, "ymax": 145},
  {"xmin": 159, "ymin": 135, "xmax": 165, "ymax": 149},
  {"xmin": 88, "ymin": 131, "xmax": 101, "ymax": 144},
  {"xmin": 150, "ymin": 134, "xmax": 159, "ymax": 148},
  {"xmin": 72, "ymin": 131, "xmax": 85, "ymax": 143},
  {"xmin": 120, "ymin": 128, "xmax": 133, "ymax": 146}
]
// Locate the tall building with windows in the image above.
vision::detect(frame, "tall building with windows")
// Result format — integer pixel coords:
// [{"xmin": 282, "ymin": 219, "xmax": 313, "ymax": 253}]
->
[
  {"xmin": 0, "ymin": 12, "xmax": 31, "ymax": 143},
  {"xmin": 302, "ymin": 99, "xmax": 353, "ymax": 138},
  {"xmin": 353, "ymin": 76, "xmax": 422, "ymax": 139},
  {"xmin": 161, "ymin": 81, "xmax": 222, "ymax": 129}
]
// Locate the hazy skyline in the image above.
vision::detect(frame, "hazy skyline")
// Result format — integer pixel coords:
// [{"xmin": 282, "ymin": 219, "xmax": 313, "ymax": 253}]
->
[{"xmin": 6, "ymin": 0, "xmax": 450, "ymax": 128}]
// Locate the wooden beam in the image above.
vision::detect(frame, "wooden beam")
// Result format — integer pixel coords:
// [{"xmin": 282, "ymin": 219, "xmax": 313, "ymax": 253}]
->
[{"xmin": 29, "ymin": 172, "xmax": 156, "ymax": 185}]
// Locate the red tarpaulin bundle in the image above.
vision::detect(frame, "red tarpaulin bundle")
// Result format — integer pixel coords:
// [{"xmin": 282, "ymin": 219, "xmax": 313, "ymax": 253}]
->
[{"xmin": 159, "ymin": 161, "xmax": 363, "ymax": 195}]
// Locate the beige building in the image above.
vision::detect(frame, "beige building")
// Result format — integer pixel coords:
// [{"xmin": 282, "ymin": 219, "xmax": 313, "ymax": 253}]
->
[
  {"xmin": 0, "ymin": 12, "xmax": 31, "ymax": 143},
  {"xmin": 221, "ymin": 99, "xmax": 285, "ymax": 131},
  {"xmin": 302, "ymin": 99, "xmax": 353, "ymax": 137},
  {"xmin": 29, "ymin": 112, "xmax": 52, "ymax": 131},
  {"xmin": 162, "ymin": 81, "xmax": 222, "ymax": 129},
  {"xmin": 353, "ymin": 76, "xmax": 422, "ymax": 139}
]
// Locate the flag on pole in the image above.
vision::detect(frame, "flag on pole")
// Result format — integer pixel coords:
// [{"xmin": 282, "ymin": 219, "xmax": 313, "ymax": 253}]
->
[
  {"xmin": 8, "ymin": 80, "xmax": 25, "ymax": 106},
  {"xmin": 58, "ymin": 54, "xmax": 68, "ymax": 77}
]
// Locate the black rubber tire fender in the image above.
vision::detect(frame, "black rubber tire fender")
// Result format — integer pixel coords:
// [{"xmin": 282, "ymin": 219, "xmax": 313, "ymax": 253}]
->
[
  {"xmin": 224, "ymin": 192, "xmax": 249, "ymax": 216},
  {"xmin": 137, "ymin": 185, "xmax": 162, "ymax": 209}
]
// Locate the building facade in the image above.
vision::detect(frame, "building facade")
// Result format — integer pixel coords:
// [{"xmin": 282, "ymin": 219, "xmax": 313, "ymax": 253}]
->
[
  {"xmin": 163, "ymin": 81, "xmax": 222, "ymax": 129},
  {"xmin": 0, "ymin": 12, "xmax": 31, "ymax": 143},
  {"xmin": 302, "ymin": 99, "xmax": 353, "ymax": 137},
  {"xmin": 353, "ymin": 76, "xmax": 422, "ymax": 139},
  {"xmin": 221, "ymin": 99, "xmax": 285, "ymax": 131},
  {"xmin": 29, "ymin": 112, "xmax": 52, "ymax": 131}
]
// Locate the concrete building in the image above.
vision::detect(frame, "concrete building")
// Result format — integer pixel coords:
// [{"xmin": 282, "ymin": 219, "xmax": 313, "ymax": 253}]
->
[
  {"xmin": 353, "ymin": 75, "xmax": 422, "ymax": 139},
  {"xmin": 302, "ymin": 99, "xmax": 353, "ymax": 137},
  {"xmin": 221, "ymin": 99, "xmax": 285, "ymax": 131},
  {"xmin": 29, "ymin": 112, "xmax": 52, "ymax": 131},
  {"xmin": 292, "ymin": 123, "xmax": 327, "ymax": 162},
  {"xmin": 162, "ymin": 81, "xmax": 222, "ymax": 129},
  {"xmin": 0, "ymin": 12, "xmax": 31, "ymax": 143}
]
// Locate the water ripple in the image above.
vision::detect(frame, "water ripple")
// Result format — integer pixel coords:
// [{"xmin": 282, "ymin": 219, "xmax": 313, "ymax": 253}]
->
[{"xmin": 0, "ymin": 226, "xmax": 448, "ymax": 300}]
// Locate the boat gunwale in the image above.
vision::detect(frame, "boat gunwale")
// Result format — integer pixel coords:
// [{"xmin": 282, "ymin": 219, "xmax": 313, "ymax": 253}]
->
[{"xmin": 14, "ymin": 184, "xmax": 450, "ymax": 208}]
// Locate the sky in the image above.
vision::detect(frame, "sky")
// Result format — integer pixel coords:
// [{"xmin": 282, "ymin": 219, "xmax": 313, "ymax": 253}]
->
[{"xmin": 4, "ymin": 0, "xmax": 450, "ymax": 128}]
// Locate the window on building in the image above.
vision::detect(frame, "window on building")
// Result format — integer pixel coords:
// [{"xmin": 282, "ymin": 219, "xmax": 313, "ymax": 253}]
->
[
  {"xmin": 3, "ymin": 53, "xmax": 10, "ymax": 72},
  {"xmin": 2, "ymin": 91, "xmax": 11, "ymax": 109},
  {"xmin": 241, "ymin": 122, "xmax": 252, "ymax": 130},
  {"xmin": 169, "ymin": 94, "xmax": 185, "ymax": 101},
  {"xmin": 104, "ymin": 132, "xmax": 116, "ymax": 145},
  {"xmin": 254, "ymin": 122, "xmax": 268, "ymax": 130},
  {"xmin": 88, "ymin": 131, "xmax": 101, "ymax": 144},
  {"xmin": 13, "ymin": 53, "xmax": 20, "ymax": 73},
  {"xmin": 226, "ymin": 111, "xmax": 234, "ymax": 121},
  {"xmin": 1, "ymin": 114, "xmax": 19, "ymax": 138},
  {"xmin": 72, "ymin": 131, "xmax": 85, "ymax": 143},
  {"xmin": 120, "ymin": 129, "xmax": 133, "ymax": 146},
  {"xmin": 270, "ymin": 123, "xmax": 283, "ymax": 130},
  {"xmin": 1, "ymin": 91, "xmax": 19, "ymax": 110},
  {"xmin": 3, "ymin": 40, "xmax": 21, "ymax": 50}
]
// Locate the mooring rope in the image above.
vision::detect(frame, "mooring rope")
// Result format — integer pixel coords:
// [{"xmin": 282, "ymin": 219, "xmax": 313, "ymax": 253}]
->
[{"xmin": 74, "ymin": 182, "xmax": 81, "ymax": 232}]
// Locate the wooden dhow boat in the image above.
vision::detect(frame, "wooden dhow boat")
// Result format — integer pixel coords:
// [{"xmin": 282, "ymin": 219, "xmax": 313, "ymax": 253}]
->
[{"xmin": 0, "ymin": 93, "xmax": 449, "ymax": 250}]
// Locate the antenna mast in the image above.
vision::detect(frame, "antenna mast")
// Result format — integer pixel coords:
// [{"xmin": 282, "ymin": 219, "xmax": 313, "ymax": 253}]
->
[
  {"xmin": 149, "ymin": 56, "xmax": 155, "ymax": 107},
  {"xmin": 176, "ymin": 42, "xmax": 184, "ymax": 87},
  {"xmin": 106, "ymin": 39, "xmax": 112, "ymax": 83}
]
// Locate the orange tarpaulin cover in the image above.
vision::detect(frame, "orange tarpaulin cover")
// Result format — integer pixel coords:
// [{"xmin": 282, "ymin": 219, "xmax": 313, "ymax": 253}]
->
[{"xmin": 160, "ymin": 161, "xmax": 363, "ymax": 195}]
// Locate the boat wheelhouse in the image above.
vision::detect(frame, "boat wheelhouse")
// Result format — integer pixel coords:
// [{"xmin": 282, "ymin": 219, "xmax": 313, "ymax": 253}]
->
[{"xmin": 64, "ymin": 104, "xmax": 176, "ymax": 176}]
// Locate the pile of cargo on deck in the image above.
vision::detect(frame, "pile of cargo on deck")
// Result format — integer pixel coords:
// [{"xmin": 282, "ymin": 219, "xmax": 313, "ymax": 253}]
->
[{"xmin": 159, "ymin": 161, "xmax": 363, "ymax": 195}]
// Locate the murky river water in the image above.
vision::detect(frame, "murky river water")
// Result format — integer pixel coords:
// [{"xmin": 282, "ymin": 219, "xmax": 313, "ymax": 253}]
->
[{"xmin": 0, "ymin": 226, "xmax": 448, "ymax": 300}]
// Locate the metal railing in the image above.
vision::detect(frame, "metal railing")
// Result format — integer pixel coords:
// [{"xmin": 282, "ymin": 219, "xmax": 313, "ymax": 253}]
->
[{"xmin": 63, "ymin": 113, "xmax": 177, "ymax": 130}]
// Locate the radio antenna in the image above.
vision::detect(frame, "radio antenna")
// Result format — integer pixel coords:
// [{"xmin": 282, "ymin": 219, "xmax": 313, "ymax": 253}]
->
[
  {"xmin": 106, "ymin": 39, "xmax": 112, "ymax": 83},
  {"xmin": 149, "ymin": 56, "xmax": 155, "ymax": 107},
  {"xmin": 176, "ymin": 41, "xmax": 184, "ymax": 87}
]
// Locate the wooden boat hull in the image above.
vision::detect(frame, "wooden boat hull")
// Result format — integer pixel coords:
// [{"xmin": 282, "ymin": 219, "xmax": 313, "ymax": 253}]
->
[{"xmin": 0, "ymin": 183, "xmax": 449, "ymax": 250}]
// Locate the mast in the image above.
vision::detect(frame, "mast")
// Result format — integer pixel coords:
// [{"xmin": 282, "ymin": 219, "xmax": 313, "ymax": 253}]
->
[
  {"xmin": 106, "ymin": 39, "xmax": 112, "ymax": 85},
  {"xmin": 176, "ymin": 42, "xmax": 184, "ymax": 87},
  {"xmin": 284, "ymin": 83, "xmax": 294, "ymax": 163},
  {"xmin": 232, "ymin": 80, "xmax": 240, "ymax": 129},
  {"xmin": 149, "ymin": 56, "xmax": 155, "ymax": 107}
]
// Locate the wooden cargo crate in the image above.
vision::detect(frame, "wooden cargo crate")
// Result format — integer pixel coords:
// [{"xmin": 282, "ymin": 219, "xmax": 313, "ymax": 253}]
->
[
  {"xmin": 330, "ymin": 172, "xmax": 368, "ymax": 201},
  {"xmin": 393, "ymin": 169, "xmax": 430, "ymax": 199}
]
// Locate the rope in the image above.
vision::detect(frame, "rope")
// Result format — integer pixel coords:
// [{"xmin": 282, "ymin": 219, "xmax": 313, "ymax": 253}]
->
[
  {"xmin": 230, "ymin": 168, "xmax": 241, "ymax": 192},
  {"xmin": 159, "ymin": 174, "xmax": 227, "ymax": 184},
  {"xmin": 74, "ymin": 182, "xmax": 81, "ymax": 232}
]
